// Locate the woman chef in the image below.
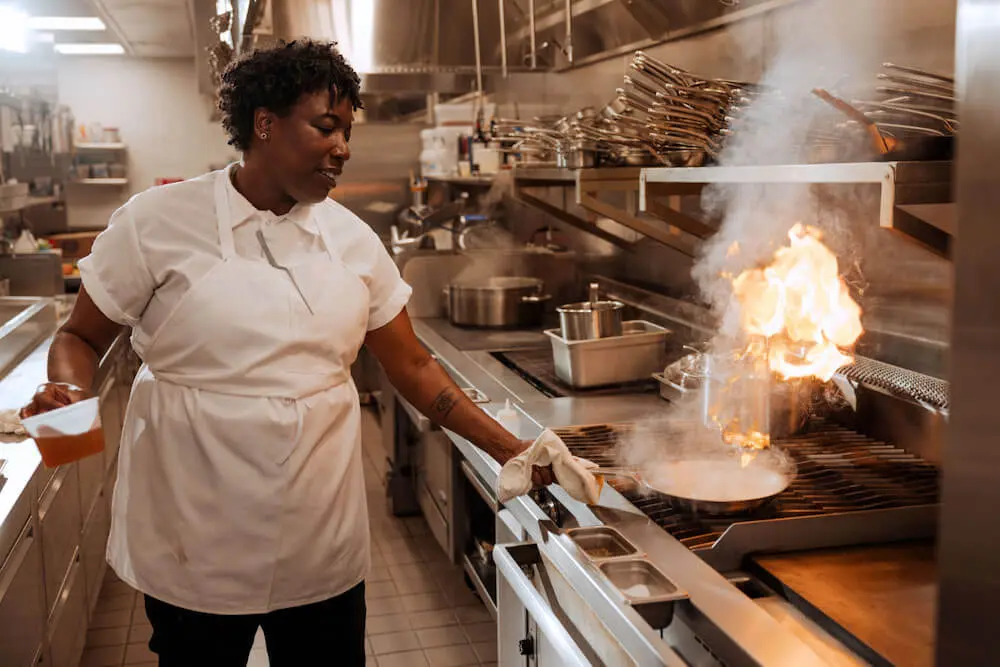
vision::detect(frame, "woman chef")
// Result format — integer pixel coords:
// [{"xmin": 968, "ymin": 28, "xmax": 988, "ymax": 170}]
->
[{"xmin": 21, "ymin": 40, "xmax": 551, "ymax": 667}]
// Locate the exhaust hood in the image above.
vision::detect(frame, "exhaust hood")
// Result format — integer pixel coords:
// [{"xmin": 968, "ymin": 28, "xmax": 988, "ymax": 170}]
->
[
  {"xmin": 246, "ymin": 0, "xmax": 513, "ymax": 94},
  {"xmin": 234, "ymin": 0, "xmax": 795, "ymax": 94}
]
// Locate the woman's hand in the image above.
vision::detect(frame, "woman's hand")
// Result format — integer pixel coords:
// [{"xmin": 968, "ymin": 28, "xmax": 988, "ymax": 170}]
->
[
  {"xmin": 20, "ymin": 383, "xmax": 91, "ymax": 419},
  {"xmin": 511, "ymin": 439, "xmax": 556, "ymax": 488}
]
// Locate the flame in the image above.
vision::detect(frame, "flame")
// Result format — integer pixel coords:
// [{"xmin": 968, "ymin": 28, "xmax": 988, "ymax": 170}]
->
[{"xmin": 732, "ymin": 224, "xmax": 863, "ymax": 382}]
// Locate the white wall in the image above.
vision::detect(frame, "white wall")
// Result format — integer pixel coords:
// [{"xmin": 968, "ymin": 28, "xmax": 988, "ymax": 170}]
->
[{"xmin": 57, "ymin": 57, "xmax": 238, "ymax": 229}]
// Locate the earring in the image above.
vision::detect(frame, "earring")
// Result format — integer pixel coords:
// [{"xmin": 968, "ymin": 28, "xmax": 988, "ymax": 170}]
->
[{"xmin": 260, "ymin": 132, "xmax": 269, "ymax": 141}]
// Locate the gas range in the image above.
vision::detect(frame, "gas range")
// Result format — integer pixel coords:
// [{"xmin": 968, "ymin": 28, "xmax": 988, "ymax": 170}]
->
[
  {"xmin": 553, "ymin": 421, "xmax": 940, "ymax": 571},
  {"xmin": 491, "ymin": 348, "xmax": 658, "ymax": 398}
]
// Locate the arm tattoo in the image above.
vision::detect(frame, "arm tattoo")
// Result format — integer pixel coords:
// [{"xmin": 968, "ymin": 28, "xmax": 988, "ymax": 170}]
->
[{"xmin": 430, "ymin": 388, "xmax": 458, "ymax": 420}]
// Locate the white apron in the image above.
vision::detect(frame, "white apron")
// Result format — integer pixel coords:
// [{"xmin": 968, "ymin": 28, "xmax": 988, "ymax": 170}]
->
[{"xmin": 107, "ymin": 167, "xmax": 373, "ymax": 614}]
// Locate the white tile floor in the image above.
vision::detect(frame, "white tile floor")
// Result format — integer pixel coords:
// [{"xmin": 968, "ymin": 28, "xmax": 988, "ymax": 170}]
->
[{"xmin": 80, "ymin": 407, "xmax": 497, "ymax": 667}]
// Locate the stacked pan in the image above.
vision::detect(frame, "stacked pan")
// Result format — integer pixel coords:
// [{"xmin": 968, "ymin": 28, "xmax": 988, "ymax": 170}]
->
[
  {"xmin": 600, "ymin": 51, "xmax": 765, "ymax": 166},
  {"xmin": 810, "ymin": 62, "xmax": 957, "ymax": 162}
]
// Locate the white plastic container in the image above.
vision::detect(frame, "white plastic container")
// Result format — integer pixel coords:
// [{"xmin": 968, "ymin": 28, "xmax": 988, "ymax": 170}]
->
[
  {"xmin": 544, "ymin": 321, "xmax": 670, "ymax": 388},
  {"xmin": 21, "ymin": 397, "xmax": 104, "ymax": 467},
  {"xmin": 494, "ymin": 399, "xmax": 521, "ymax": 437}
]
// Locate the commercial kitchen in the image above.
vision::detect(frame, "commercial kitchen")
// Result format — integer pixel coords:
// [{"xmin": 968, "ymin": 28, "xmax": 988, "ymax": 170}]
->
[{"xmin": 0, "ymin": 0, "xmax": 995, "ymax": 665}]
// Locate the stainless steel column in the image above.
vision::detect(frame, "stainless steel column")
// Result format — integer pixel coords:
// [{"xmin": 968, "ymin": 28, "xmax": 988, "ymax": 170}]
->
[{"xmin": 938, "ymin": 0, "xmax": 1000, "ymax": 663}]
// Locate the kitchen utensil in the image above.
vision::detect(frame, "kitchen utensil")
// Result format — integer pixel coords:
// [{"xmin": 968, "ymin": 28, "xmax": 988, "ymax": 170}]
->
[
  {"xmin": 447, "ymin": 276, "xmax": 549, "ymax": 328},
  {"xmin": 557, "ymin": 282, "xmax": 625, "ymax": 341},
  {"xmin": 21, "ymin": 396, "xmax": 104, "ymax": 468},
  {"xmin": 812, "ymin": 88, "xmax": 895, "ymax": 154},
  {"xmin": 594, "ymin": 447, "xmax": 795, "ymax": 516},
  {"xmin": 881, "ymin": 62, "xmax": 954, "ymax": 84},
  {"xmin": 545, "ymin": 320, "xmax": 670, "ymax": 388}
]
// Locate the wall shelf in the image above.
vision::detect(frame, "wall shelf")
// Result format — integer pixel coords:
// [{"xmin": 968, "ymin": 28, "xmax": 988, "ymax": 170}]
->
[
  {"xmin": 639, "ymin": 161, "xmax": 955, "ymax": 258},
  {"xmin": 72, "ymin": 178, "xmax": 128, "ymax": 186},
  {"xmin": 74, "ymin": 143, "xmax": 126, "ymax": 151},
  {"xmin": 0, "ymin": 196, "xmax": 61, "ymax": 215}
]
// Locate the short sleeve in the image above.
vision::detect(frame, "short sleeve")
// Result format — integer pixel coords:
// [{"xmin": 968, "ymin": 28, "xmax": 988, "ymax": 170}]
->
[
  {"xmin": 77, "ymin": 204, "xmax": 156, "ymax": 326},
  {"xmin": 363, "ymin": 230, "xmax": 412, "ymax": 331}
]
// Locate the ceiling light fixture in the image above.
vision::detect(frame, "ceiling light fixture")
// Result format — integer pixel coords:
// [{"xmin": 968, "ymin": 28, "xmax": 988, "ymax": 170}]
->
[
  {"xmin": 28, "ymin": 16, "xmax": 107, "ymax": 31},
  {"xmin": 54, "ymin": 43, "xmax": 125, "ymax": 55},
  {"xmin": 0, "ymin": 5, "xmax": 29, "ymax": 53}
]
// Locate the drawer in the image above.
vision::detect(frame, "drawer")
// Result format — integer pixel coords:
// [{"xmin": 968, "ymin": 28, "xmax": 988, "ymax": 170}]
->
[
  {"xmin": 421, "ymin": 430, "xmax": 452, "ymax": 519},
  {"xmin": 48, "ymin": 551, "xmax": 87, "ymax": 667},
  {"xmin": 78, "ymin": 452, "xmax": 104, "ymax": 521},
  {"xmin": 0, "ymin": 520, "xmax": 46, "ymax": 667},
  {"xmin": 0, "ymin": 477, "xmax": 33, "ymax": 571},
  {"xmin": 39, "ymin": 466, "xmax": 82, "ymax": 615},
  {"xmin": 98, "ymin": 374, "xmax": 123, "ymax": 474},
  {"xmin": 417, "ymin": 483, "xmax": 450, "ymax": 559},
  {"xmin": 81, "ymin": 486, "xmax": 111, "ymax": 613}
]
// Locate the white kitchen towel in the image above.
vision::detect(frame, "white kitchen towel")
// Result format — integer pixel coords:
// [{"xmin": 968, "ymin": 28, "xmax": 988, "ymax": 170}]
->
[
  {"xmin": 0, "ymin": 409, "xmax": 26, "ymax": 436},
  {"xmin": 497, "ymin": 428, "xmax": 603, "ymax": 505}
]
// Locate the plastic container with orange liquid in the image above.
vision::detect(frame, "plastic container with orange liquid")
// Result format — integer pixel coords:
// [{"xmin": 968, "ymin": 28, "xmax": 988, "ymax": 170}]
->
[{"xmin": 21, "ymin": 398, "xmax": 104, "ymax": 468}]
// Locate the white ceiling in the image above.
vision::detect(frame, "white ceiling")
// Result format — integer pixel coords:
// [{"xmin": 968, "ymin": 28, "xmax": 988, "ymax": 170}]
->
[
  {"xmin": 94, "ymin": 0, "xmax": 194, "ymax": 57},
  {"xmin": 23, "ymin": 0, "xmax": 196, "ymax": 57}
]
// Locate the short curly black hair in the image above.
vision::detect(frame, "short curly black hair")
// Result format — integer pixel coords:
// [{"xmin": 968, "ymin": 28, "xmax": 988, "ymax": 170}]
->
[{"xmin": 218, "ymin": 39, "xmax": 364, "ymax": 151}]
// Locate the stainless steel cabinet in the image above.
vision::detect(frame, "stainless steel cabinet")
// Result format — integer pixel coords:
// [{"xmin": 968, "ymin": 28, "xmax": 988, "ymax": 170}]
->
[
  {"xmin": 0, "ymin": 335, "xmax": 136, "ymax": 665},
  {"xmin": 47, "ymin": 549, "xmax": 87, "ymax": 667},
  {"xmin": 416, "ymin": 428, "xmax": 454, "ymax": 558},
  {"xmin": 495, "ymin": 539, "xmax": 600, "ymax": 667},
  {"xmin": 38, "ymin": 466, "xmax": 82, "ymax": 615},
  {"xmin": 81, "ymin": 485, "xmax": 111, "ymax": 614},
  {"xmin": 100, "ymin": 357, "xmax": 125, "ymax": 474},
  {"xmin": 0, "ymin": 521, "xmax": 46, "ymax": 667}
]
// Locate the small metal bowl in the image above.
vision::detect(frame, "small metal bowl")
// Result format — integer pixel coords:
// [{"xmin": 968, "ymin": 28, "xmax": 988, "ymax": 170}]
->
[
  {"xmin": 600, "ymin": 558, "xmax": 689, "ymax": 629},
  {"xmin": 566, "ymin": 526, "xmax": 640, "ymax": 562}
]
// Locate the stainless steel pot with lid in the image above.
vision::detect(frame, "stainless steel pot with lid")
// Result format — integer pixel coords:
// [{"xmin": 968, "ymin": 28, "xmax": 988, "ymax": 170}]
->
[
  {"xmin": 446, "ymin": 276, "xmax": 550, "ymax": 329},
  {"xmin": 557, "ymin": 282, "xmax": 625, "ymax": 341}
]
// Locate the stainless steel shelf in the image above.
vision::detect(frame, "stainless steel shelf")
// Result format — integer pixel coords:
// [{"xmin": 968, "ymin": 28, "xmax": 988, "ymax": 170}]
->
[
  {"xmin": 641, "ymin": 160, "xmax": 949, "ymax": 185},
  {"xmin": 639, "ymin": 161, "xmax": 954, "ymax": 257},
  {"xmin": 427, "ymin": 167, "xmax": 579, "ymax": 187},
  {"xmin": 0, "ymin": 196, "xmax": 60, "ymax": 215},
  {"xmin": 71, "ymin": 178, "xmax": 128, "ymax": 186},
  {"xmin": 74, "ymin": 142, "xmax": 126, "ymax": 151}
]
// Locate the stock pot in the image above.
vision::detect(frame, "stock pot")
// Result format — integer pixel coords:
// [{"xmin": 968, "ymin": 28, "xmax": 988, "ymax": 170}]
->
[{"xmin": 445, "ymin": 276, "xmax": 549, "ymax": 328}]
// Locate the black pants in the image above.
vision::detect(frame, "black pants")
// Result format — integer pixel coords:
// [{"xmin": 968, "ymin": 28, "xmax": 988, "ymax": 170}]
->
[{"xmin": 144, "ymin": 582, "xmax": 366, "ymax": 667}]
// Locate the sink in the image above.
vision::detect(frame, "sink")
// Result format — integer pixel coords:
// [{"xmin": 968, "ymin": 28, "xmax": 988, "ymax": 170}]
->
[{"xmin": 0, "ymin": 297, "xmax": 58, "ymax": 380}]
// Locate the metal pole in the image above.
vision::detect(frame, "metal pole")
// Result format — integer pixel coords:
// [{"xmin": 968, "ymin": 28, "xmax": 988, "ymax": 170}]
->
[
  {"xmin": 471, "ymin": 0, "xmax": 484, "ymax": 101},
  {"xmin": 528, "ymin": 0, "xmax": 537, "ymax": 69},
  {"xmin": 564, "ymin": 0, "xmax": 573, "ymax": 64},
  {"xmin": 498, "ymin": 0, "xmax": 508, "ymax": 78}
]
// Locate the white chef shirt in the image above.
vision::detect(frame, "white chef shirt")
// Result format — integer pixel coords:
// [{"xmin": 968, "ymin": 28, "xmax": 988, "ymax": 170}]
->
[{"xmin": 78, "ymin": 170, "xmax": 411, "ymax": 613}]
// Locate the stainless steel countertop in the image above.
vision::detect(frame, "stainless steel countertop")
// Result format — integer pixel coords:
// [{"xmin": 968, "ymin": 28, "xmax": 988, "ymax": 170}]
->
[
  {"xmin": 410, "ymin": 316, "xmax": 856, "ymax": 667},
  {"xmin": 0, "ymin": 296, "xmax": 126, "ymax": 540}
]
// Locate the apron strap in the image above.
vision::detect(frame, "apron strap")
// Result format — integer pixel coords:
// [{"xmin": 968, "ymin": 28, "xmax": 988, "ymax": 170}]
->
[{"xmin": 214, "ymin": 165, "xmax": 239, "ymax": 261}]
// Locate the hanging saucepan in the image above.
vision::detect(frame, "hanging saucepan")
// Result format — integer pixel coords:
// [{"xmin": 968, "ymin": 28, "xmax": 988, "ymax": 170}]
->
[{"xmin": 593, "ymin": 447, "xmax": 796, "ymax": 516}]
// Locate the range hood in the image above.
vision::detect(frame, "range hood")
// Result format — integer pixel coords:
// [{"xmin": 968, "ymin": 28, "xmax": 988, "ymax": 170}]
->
[
  {"xmin": 245, "ymin": 0, "xmax": 512, "ymax": 94},
  {"xmin": 237, "ymin": 0, "xmax": 792, "ymax": 94}
]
